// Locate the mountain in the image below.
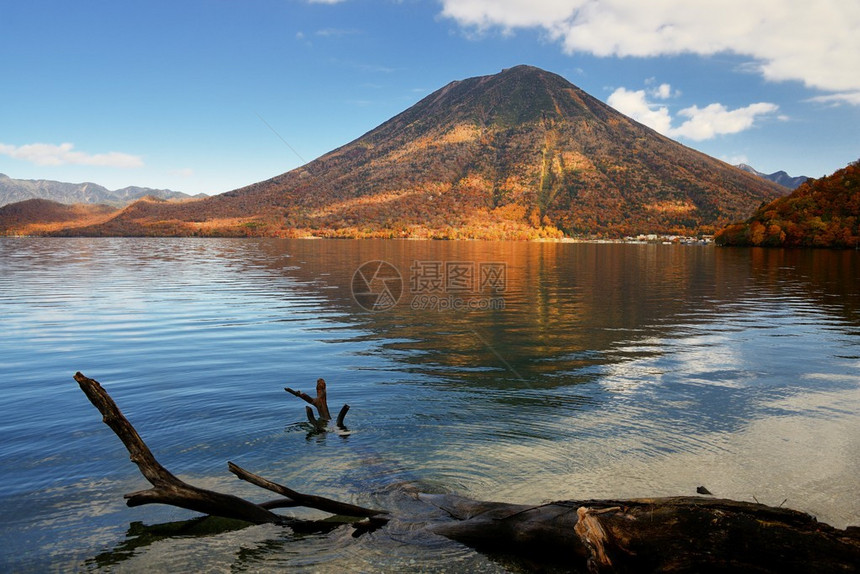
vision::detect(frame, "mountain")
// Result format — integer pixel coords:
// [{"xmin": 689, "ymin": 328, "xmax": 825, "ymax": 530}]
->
[
  {"xmin": 716, "ymin": 159, "xmax": 860, "ymax": 248},
  {"xmin": 735, "ymin": 164, "xmax": 809, "ymax": 190},
  {"xmin": 0, "ymin": 173, "xmax": 197, "ymax": 207},
  {"xmin": 0, "ymin": 198, "xmax": 118, "ymax": 235},
  {"xmin": 2, "ymin": 66, "xmax": 786, "ymax": 238}
]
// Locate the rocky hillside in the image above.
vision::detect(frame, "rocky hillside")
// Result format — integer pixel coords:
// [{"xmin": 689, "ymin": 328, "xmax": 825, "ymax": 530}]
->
[
  {"xmin": 3, "ymin": 66, "xmax": 786, "ymax": 238},
  {"xmin": 716, "ymin": 160, "xmax": 860, "ymax": 248}
]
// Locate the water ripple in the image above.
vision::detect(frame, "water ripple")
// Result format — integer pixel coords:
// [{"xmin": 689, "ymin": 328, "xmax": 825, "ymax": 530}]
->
[{"xmin": 1, "ymin": 238, "xmax": 859, "ymax": 571}]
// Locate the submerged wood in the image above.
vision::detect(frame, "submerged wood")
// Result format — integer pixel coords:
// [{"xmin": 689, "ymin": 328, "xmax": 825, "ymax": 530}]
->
[
  {"xmin": 74, "ymin": 372, "xmax": 385, "ymax": 526},
  {"xmin": 76, "ymin": 372, "xmax": 860, "ymax": 572},
  {"xmin": 227, "ymin": 462, "xmax": 385, "ymax": 518},
  {"xmin": 335, "ymin": 403, "xmax": 350, "ymax": 428},
  {"xmin": 74, "ymin": 372, "xmax": 280, "ymax": 525},
  {"xmin": 286, "ymin": 377, "xmax": 350, "ymax": 430},
  {"xmin": 285, "ymin": 378, "xmax": 333, "ymax": 420}
]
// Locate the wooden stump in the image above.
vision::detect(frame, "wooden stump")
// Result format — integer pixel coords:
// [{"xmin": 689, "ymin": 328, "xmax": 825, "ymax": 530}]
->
[{"xmin": 285, "ymin": 377, "xmax": 349, "ymax": 429}]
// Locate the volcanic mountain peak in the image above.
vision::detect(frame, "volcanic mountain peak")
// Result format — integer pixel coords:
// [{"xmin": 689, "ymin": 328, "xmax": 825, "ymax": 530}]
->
[
  {"xmin": 3, "ymin": 65, "xmax": 786, "ymax": 238},
  {"xmin": 373, "ymin": 65, "xmax": 598, "ymax": 134}
]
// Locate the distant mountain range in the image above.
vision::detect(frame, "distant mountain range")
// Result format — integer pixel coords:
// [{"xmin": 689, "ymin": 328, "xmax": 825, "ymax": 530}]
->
[
  {"xmin": 1, "ymin": 65, "xmax": 787, "ymax": 238},
  {"xmin": 0, "ymin": 173, "xmax": 199, "ymax": 207},
  {"xmin": 735, "ymin": 164, "xmax": 809, "ymax": 190}
]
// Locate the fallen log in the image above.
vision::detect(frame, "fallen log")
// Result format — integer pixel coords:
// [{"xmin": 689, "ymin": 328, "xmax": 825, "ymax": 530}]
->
[
  {"xmin": 75, "ymin": 372, "xmax": 860, "ymax": 572},
  {"xmin": 421, "ymin": 493, "xmax": 860, "ymax": 573}
]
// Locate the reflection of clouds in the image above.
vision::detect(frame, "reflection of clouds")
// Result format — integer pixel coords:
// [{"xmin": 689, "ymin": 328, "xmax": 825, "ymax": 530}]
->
[
  {"xmin": 598, "ymin": 328, "xmax": 748, "ymax": 395},
  {"xmin": 803, "ymin": 371, "xmax": 860, "ymax": 383},
  {"xmin": 599, "ymin": 296, "xmax": 853, "ymax": 399},
  {"xmin": 676, "ymin": 333, "xmax": 743, "ymax": 373},
  {"xmin": 598, "ymin": 336, "xmax": 664, "ymax": 394}
]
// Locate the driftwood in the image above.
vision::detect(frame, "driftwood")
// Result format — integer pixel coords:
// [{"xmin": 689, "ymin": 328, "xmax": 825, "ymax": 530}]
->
[
  {"xmin": 422, "ymin": 493, "xmax": 860, "ymax": 573},
  {"xmin": 285, "ymin": 377, "xmax": 349, "ymax": 429},
  {"xmin": 75, "ymin": 372, "xmax": 860, "ymax": 572},
  {"xmin": 74, "ymin": 372, "xmax": 387, "ymax": 529}
]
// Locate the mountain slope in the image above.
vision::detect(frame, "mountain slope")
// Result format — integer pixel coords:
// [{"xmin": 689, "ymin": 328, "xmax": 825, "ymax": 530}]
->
[
  {"xmin": 736, "ymin": 164, "xmax": 809, "ymax": 190},
  {"xmin": 716, "ymin": 160, "xmax": 860, "ymax": 248},
  {"xmin": 0, "ymin": 173, "xmax": 195, "ymax": 207},
  {"xmin": 5, "ymin": 66, "xmax": 787, "ymax": 238},
  {"xmin": 0, "ymin": 198, "xmax": 117, "ymax": 235}
]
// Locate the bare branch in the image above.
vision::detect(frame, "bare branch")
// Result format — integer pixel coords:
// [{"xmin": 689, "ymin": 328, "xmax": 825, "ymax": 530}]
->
[
  {"xmin": 227, "ymin": 462, "xmax": 387, "ymax": 519},
  {"xmin": 74, "ymin": 372, "xmax": 282, "ymax": 525},
  {"xmin": 336, "ymin": 404, "xmax": 350, "ymax": 428}
]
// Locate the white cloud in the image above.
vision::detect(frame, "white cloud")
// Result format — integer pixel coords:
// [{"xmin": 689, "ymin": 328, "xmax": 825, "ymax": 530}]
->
[
  {"xmin": 807, "ymin": 92, "xmax": 860, "ymax": 107},
  {"xmin": 315, "ymin": 28, "xmax": 361, "ymax": 37},
  {"xmin": 607, "ymin": 87, "xmax": 673, "ymax": 134},
  {"xmin": 651, "ymin": 83, "xmax": 673, "ymax": 100},
  {"xmin": 440, "ymin": 0, "xmax": 860, "ymax": 101},
  {"xmin": 169, "ymin": 168, "xmax": 194, "ymax": 178},
  {"xmin": 722, "ymin": 154, "xmax": 750, "ymax": 166},
  {"xmin": 607, "ymin": 85, "xmax": 778, "ymax": 141},
  {"xmin": 0, "ymin": 142, "xmax": 143, "ymax": 168},
  {"xmin": 671, "ymin": 102, "xmax": 779, "ymax": 140},
  {"xmin": 307, "ymin": 0, "xmax": 347, "ymax": 4}
]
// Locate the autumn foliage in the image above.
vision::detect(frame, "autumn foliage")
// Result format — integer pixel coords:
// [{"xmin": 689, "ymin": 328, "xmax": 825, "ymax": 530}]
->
[
  {"xmin": 2, "ymin": 66, "xmax": 786, "ymax": 240},
  {"xmin": 715, "ymin": 160, "xmax": 860, "ymax": 248}
]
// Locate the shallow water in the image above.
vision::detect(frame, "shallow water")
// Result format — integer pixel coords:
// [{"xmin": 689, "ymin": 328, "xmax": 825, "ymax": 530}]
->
[{"xmin": 1, "ymin": 238, "xmax": 858, "ymax": 572}]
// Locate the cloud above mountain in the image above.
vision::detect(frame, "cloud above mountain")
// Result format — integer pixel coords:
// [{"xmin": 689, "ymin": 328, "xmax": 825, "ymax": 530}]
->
[
  {"xmin": 0, "ymin": 142, "xmax": 143, "ymax": 168},
  {"xmin": 441, "ymin": 0, "xmax": 860, "ymax": 104},
  {"xmin": 607, "ymin": 86, "xmax": 779, "ymax": 140}
]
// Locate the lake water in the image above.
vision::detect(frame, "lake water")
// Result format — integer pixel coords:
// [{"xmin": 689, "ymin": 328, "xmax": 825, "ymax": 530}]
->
[{"xmin": 1, "ymin": 238, "xmax": 858, "ymax": 572}]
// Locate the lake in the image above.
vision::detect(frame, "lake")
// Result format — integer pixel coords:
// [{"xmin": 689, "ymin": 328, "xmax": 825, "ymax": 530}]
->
[{"xmin": 1, "ymin": 238, "xmax": 858, "ymax": 572}]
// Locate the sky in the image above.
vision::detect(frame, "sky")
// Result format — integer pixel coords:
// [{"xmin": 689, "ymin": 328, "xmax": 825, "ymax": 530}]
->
[{"xmin": 1, "ymin": 0, "xmax": 858, "ymax": 196}]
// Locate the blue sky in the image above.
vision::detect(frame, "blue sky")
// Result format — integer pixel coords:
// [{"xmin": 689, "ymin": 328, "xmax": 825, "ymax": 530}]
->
[{"xmin": 2, "ymin": 0, "xmax": 858, "ymax": 195}]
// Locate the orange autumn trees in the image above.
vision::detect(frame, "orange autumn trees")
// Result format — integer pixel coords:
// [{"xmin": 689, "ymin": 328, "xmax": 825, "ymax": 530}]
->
[{"xmin": 716, "ymin": 160, "xmax": 859, "ymax": 248}]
